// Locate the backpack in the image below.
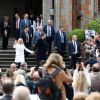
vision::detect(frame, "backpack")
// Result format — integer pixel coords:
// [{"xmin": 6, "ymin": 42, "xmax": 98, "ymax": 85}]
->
[{"xmin": 37, "ymin": 67, "xmax": 62, "ymax": 100}]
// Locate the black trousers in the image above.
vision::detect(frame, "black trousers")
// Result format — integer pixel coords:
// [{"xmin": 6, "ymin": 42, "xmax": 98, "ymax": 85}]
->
[
  {"xmin": 15, "ymin": 63, "xmax": 21, "ymax": 69},
  {"xmin": 2, "ymin": 36, "xmax": 9, "ymax": 50},
  {"xmin": 71, "ymin": 54, "xmax": 79, "ymax": 69},
  {"xmin": 46, "ymin": 36, "xmax": 52, "ymax": 55},
  {"xmin": 57, "ymin": 43, "xmax": 66, "ymax": 57},
  {"xmin": 15, "ymin": 29, "xmax": 20, "ymax": 40}
]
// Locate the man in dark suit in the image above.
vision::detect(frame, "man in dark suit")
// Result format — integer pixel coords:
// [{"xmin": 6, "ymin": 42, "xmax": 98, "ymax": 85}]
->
[
  {"xmin": 0, "ymin": 16, "xmax": 10, "ymax": 50},
  {"xmin": 21, "ymin": 26, "xmax": 32, "ymax": 48},
  {"xmin": 21, "ymin": 26, "xmax": 33, "ymax": 57},
  {"xmin": 43, "ymin": 19, "xmax": 55, "ymax": 55},
  {"xmin": 15, "ymin": 13, "xmax": 20, "ymax": 40},
  {"xmin": 34, "ymin": 33, "xmax": 48, "ymax": 67},
  {"xmin": 68, "ymin": 35, "xmax": 81, "ymax": 69},
  {"xmin": 55, "ymin": 26, "xmax": 67, "ymax": 56},
  {"xmin": 20, "ymin": 13, "xmax": 31, "ymax": 33},
  {"xmin": 0, "ymin": 79, "xmax": 14, "ymax": 100}
]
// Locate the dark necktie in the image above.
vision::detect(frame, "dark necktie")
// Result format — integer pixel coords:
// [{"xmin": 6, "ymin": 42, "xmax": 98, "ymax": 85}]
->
[{"xmin": 26, "ymin": 32, "xmax": 29, "ymax": 43}]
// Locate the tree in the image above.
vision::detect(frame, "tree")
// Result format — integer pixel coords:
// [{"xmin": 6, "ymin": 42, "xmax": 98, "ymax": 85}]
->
[{"xmin": 88, "ymin": 18, "xmax": 100, "ymax": 32}]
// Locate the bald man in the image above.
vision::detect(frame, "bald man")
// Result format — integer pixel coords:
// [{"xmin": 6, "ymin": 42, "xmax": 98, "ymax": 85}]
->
[
  {"xmin": 13, "ymin": 86, "xmax": 30, "ymax": 100},
  {"xmin": 67, "ymin": 35, "xmax": 81, "ymax": 69}
]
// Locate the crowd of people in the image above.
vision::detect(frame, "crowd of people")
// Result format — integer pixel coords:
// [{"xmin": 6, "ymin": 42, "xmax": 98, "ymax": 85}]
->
[{"xmin": 0, "ymin": 12, "xmax": 100, "ymax": 100}]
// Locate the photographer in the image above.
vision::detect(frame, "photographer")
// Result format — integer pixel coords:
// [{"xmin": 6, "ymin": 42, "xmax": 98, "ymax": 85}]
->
[
  {"xmin": 84, "ymin": 39, "xmax": 96, "ymax": 61},
  {"xmin": 72, "ymin": 62, "xmax": 91, "ymax": 95}
]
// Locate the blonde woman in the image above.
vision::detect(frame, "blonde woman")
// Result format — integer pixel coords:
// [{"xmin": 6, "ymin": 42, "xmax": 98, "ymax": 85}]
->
[
  {"xmin": 13, "ymin": 38, "xmax": 34, "ymax": 68},
  {"xmin": 43, "ymin": 53, "xmax": 73, "ymax": 100},
  {"xmin": 72, "ymin": 62, "xmax": 91, "ymax": 95},
  {"xmin": 14, "ymin": 74, "xmax": 26, "ymax": 86}
]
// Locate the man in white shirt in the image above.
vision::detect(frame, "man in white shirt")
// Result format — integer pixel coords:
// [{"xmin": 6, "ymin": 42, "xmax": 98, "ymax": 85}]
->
[{"xmin": 68, "ymin": 35, "xmax": 81, "ymax": 69}]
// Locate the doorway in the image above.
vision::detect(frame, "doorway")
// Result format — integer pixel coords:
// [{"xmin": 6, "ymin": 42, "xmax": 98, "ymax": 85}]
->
[{"xmin": 25, "ymin": 0, "xmax": 43, "ymax": 18}]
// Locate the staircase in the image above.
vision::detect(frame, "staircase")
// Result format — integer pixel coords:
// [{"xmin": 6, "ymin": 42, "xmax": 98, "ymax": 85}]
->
[{"xmin": 0, "ymin": 37, "xmax": 71, "ymax": 72}]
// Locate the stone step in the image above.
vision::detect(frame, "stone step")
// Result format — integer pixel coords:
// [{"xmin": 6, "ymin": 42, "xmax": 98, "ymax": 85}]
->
[
  {"xmin": 0, "ymin": 37, "xmax": 71, "ymax": 73},
  {"xmin": 0, "ymin": 54, "xmax": 35, "ymax": 57},
  {"xmin": 0, "ymin": 57, "xmax": 36, "ymax": 61},
  {"xmin": 0, "ymin": 60, "xmax": 70, "ymax": 66}
]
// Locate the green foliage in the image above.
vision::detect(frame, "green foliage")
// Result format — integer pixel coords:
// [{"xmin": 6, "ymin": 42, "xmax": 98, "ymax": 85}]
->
[
  {"xmin": 88, "ymin": 18, "xmax": 100, "ymax": 32},
  {"xmin": 68, "ymin": 29, "xmax": 85, "ymax": 43}
]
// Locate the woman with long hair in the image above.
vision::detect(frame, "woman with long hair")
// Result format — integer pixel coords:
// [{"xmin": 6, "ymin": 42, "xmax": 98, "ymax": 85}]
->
[
  {"xmin": 43, "ymin": 53, "xmax": 73, "ymax": 100},
  {"xmin": 72, "ymin": 62, "xmax": 91, "ymax": 95}
]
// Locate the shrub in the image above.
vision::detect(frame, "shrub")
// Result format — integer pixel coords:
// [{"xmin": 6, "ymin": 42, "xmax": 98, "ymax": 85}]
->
[
  {"xmin": 88, "ymin": 18, "xmax": 100, "ymax": 32},
  {"xmin": 68, "ymin": 29, "xmax": 85, "ymax": 43}
]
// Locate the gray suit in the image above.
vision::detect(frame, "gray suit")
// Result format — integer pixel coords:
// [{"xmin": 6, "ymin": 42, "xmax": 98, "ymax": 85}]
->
[{"xmin": 32, "ymin": 31, "xmax": 41, "ymax": 46}]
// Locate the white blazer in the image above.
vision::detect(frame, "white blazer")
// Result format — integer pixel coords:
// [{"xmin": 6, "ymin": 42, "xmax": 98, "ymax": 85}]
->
[{"xmin": 13, "ymin": 43, "xmax": 33, "ymax": 63}]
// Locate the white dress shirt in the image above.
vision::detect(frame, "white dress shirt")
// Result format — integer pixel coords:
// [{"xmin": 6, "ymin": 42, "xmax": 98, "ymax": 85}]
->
[
  {"xmin": 47, "ymin": 25, "xmax": 51, "ymax": 36},
  {"xmin": 16, "ymin": 18, "xmax": 20, "ymax": 29}
]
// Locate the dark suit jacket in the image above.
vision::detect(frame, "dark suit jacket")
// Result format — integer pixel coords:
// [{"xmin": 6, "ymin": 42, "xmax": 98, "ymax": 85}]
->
[
  {"xmin": 0, "ymin": 95, "xmax": 12, "ymax": 100},
  {"xmin": 21, "ymin": 31, "xmax": 32, "ymax": 48},
  {"xmin": 20, "ymin": 19, "xmax": 31, "ymax": 33},
  {"xmin": 85, "ymin": 58, "xmax": 97, "ymax": 67},
  {"xmin": 67, "ymin": 41, "xmax": 81, "ymax": 56},
  {"xmin": 34, "ymin": 38, "xmax": 48, "ymax": 60},
  {"xmin": 0, "ymin": 22, "xmax": 10, "ymax": 38},
  {"xmin": 54, "ymin": 31, "xmax": 67, "ymax": 51},
  {"xmin": 43, "ymin": 25, "xmax": 55, "ymax": 40}
]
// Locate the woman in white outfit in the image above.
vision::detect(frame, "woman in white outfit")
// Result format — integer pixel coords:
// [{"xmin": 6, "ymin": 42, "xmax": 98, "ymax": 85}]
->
[{"xmin": 13, "ymin": 38, "xmax": 34, "ymax": 68}]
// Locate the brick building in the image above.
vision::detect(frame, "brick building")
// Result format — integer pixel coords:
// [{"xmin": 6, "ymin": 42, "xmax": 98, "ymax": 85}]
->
[
  {"xmin": 0, "ymin": 0, "xmax": 100, "ymax": 33},
  {"xmin": 43, "ymin": 0, "xmax": 100, "ymax": 32}
]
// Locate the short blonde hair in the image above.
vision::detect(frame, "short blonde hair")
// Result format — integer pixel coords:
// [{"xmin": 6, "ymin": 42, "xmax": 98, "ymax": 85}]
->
[
  {"xmin": 73, "ymin": 92, "xmax": 88, "ymax": 100},
  {"xmin": 44, "ymin": 53, "xmax": 63, "ymax": 69},
  {"xmin": 13, "ymin": 86, "xmax": 30, "ymax": 100},
  {"xmin": 86, "ymin": 92, "xmax": 100, "ymax": 100},
  {"xmin": 17, "ymin": 38, "xmax": 24, "ymax": 45}
]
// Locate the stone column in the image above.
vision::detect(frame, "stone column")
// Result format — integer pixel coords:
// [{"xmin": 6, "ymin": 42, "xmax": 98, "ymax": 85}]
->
[
  {"xmin": 80, "ymin": 0, "xmax": 95, "ymax": 29},
  {"xmin": 54, "ymin": 0, "xmax": 72, "ymax": 32},
  {"xmin": 54, "ymin": 0, "xmax": 60, "ymax": 31},
  {"xmin": 43, "ymin": 0, "xmax": 52, "ymax": 25}
]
